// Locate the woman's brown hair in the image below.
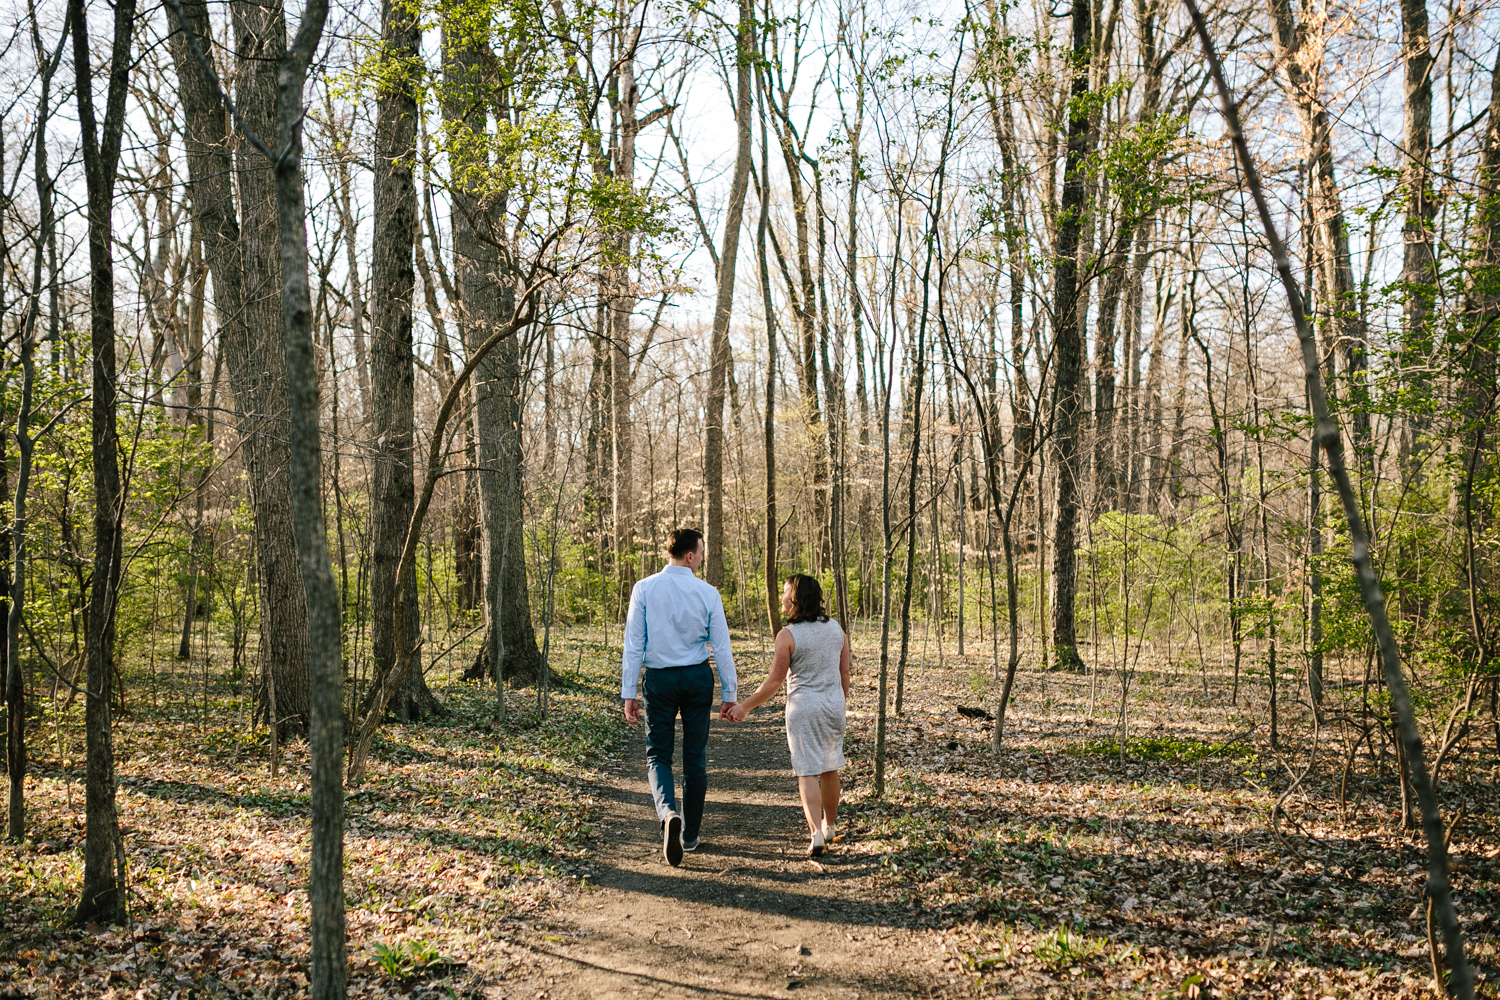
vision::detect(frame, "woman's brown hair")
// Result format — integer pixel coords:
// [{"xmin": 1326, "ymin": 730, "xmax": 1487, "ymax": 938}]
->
[{"xmin": 784, "ymin": 574, "xmax": 831, "ymax": 624}]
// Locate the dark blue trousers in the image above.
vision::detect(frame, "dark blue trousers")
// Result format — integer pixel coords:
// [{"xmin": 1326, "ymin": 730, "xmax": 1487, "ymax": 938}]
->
[{"xmin": 642, "ymin": 661, "xmax": 714, "ymax": 841}]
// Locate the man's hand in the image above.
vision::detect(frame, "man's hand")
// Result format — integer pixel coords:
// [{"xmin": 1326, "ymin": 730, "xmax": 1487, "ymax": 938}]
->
[
  {"xmin": 623, "ymin": 698, "xmax": 641, "ymax": 724},
  {"xmin": 718, "ymin": 701, "xmax": 737, "ymax": 721}
]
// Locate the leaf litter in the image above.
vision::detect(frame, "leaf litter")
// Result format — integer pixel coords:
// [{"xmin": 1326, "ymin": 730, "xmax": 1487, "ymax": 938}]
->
[
  {"xmin": 1, "ymin": 644, "xmax": 625, "ymax": 999},
  {"xmin": 3, "ymin": 627, "xmax": 1498, "ymax": 999}
]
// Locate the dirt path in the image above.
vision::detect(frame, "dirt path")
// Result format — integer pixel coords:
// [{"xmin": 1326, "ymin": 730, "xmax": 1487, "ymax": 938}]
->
[{"xmin": 504, "ymin": 699, "xmax": 968, "ymax": 1000}]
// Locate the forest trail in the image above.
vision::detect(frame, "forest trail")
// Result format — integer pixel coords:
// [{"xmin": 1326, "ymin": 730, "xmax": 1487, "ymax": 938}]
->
[{"xmin": 504, "ymin": 700, "xmax": 966, "ymax": 1000}]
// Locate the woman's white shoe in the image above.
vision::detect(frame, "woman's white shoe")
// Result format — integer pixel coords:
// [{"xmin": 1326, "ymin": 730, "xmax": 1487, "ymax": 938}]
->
[
  {"xmin": 822, "ymin": 821, "xmax": 837, "ymax": 843},
  {"xmin": 808, "ymin": 830, "xmax": 826, "ymax": 857}
]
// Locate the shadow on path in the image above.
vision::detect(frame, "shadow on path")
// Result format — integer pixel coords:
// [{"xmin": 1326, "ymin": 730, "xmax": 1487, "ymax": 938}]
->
[{"xmin": 499, "ymin": 703, "xmax": 970, "ymax": 1000}]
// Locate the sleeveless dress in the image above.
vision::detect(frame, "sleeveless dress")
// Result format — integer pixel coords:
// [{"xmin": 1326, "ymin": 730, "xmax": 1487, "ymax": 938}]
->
[{"xmin": 783, "ymin": 618, "xmax": 849, "ymax": 777}]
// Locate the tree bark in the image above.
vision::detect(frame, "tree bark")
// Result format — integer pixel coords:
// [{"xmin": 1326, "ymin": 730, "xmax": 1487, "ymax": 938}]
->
[
  {"xmin": 705, "ymin": 0, "xmax": 755, "ymax": 588},
  {"xmin": 1476, "ymin": 47, "xmax": 1500, "ymax": 273},
  {"xmin": 232, "ymin": 0, "xmax": 313, "ymax": 734},
  {"xmin": 3, "ymin": 389, "xmax": 15, "ymax": 839},
  {"xmin": 71, "ymin": 0, "xmax": 135, "ymax": 924},
  {"xmin": 1399, "ymin": 0, "xmax": 1434, "ymax": 473},
  {"xmin": 491, "ymin": 332, "xmax": 544, "ymax": 684},
  {"xmin": 262, "ymin": 0, "xmax": 344, "ymax": 989},
  {"xmin": 168, "ymin": 0, "xmax": 311, "ymax": 734},
  {"xmin": 370, "ymin": 0, "xmax": 442, "ymax": 720},
  {"xmin": 1091, "ymin": 222, "xmax": 1133, "ymax": 512},
  {"xmin": 610, "ymin": 156, "xmax": 639, "ymax": 609},
  {"xmin": 1049, "ymin": 0, "xmax": 1094, "ymax": 674}
]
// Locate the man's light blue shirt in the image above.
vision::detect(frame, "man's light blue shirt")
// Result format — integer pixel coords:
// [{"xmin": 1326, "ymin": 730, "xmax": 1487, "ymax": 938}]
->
[{"xmin": 620, "ymin": 565, "xmax": 738, "ymax": 704}]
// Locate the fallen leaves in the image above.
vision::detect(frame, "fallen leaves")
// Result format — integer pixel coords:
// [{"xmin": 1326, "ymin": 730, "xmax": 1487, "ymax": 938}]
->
[
  {"xmin": 1, "ymin": 652, "xmax": 626, "ymax": 999},
  {"xmin": 832, "ymin": 638, "xmax": 1500, "ymax": 998}
]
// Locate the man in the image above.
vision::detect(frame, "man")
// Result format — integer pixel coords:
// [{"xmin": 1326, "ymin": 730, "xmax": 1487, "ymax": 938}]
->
[{"xmin": 621, "ymin": 528, "xmax": 738, "ymax": 866}]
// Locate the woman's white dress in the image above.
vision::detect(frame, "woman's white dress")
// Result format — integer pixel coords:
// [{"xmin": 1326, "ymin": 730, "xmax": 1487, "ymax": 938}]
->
[{"xmin": 782, "ymin": 618, "xmax": 848, "ymax": 777}]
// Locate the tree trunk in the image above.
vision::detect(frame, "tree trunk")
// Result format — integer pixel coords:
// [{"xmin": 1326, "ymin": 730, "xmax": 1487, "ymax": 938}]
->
[
  {"xmin": 177, "ymin": 225, "xmax": 211, "ymax": 661},
  {"xmin": 1164, "ymin": 253, "xmax": 1199, "ymax": 501},
  {"xmin": 71, "ymin": 0, "xmax": 135, "ymax": 924},
  {"xmin": 609, "ymin": 35, "xmax": 642, "ymax": 610},
  {"xmin": 765, "ymin": 57, "xmax": 828, "ymax": 565},
  {"xmin": 167, "ymin": 8, "xmax": 237, "ymax": 667},
  {"xmin": 1308, "ymin": 427, "xmax": 1324, "ymax": 715},
  {"xmin": 168, "ymin": 0, "xmax": 312, "ymax": 734},
  {"xmin": 1267, "ymin": 0, "xmax": 1371, "ymax": 463},
  {"xmin": 1048, "ymin": 0, "xmax": 1093, "ymax": 674},
  {"xmin": 3, "ymin": 392, "xmax": 16, "ymax": 839},
  {"xmin": 842, "ymin": 43, "xmax": 869, "ymax": 620},
  {"xmin": 444, "ymin": 22, "xmax": 545, "ymax": 688},
  {"xmin": 705, "ymin": 0, "xmax": 755, "ymax": 588},
  {"xmin": 757, "ymin": 71, "xmax": 780, "ymax": 635},
  {"xmin": 1399, "ymin": 0, "xmax": 1434, "ymax": 474},
  {"xmin": 233, "ymin": 0, "xmax": 313, "ymax": 734},
  {"xmin": 334, "ymin": 154, "xmax": 371, "ymax": 414},
  {"xmin": 1091, "ymin": 221, "xmax": 1133, "ymax": 512},
  {"xmin": 1140, "ymin": 260, "xmax": 1172, "ymax": 511},
  {"xmin": 369, "ymin": 0, "xmax": 442, "ymax": 721},
  {"xmin": 468, "ymin": 330, "xmax": 547, "ymax": 686},
  {"xmin": 815, "ymin": 169, "xmax": 849, "ymax": 620},
  {"xmin": 542, "ymin": 323, "xmax": 556, "ymax": 480},
  {"xmin": 263, "ymin": 1, "xmax": 344, "ymax": 991},
  {"xmin": 1122, "ymin": 228, "xmax": 1151, "ymax": 507},
  {"xmin": 7, "ymin": 19, "xmax": 65, "ymax": 841},
  {"xmin": 1476, "ymin": 47, "xmax": 1500, "ymax": 275},
  {"xmin": 417, "ymin": 180, "xmax": 483, "ymax": 612}
]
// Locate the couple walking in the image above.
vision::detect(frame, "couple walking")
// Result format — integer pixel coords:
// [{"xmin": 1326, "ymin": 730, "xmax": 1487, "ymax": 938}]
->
[{"xmin": 621, "ymin": 527, "xmax": 851, "ymax": 866}]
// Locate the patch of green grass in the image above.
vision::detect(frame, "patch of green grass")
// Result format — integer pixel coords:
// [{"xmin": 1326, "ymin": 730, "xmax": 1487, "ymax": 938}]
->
[{"xmin": 1065, "ymin": 734, "xmax": 1253, "ymax": 764}]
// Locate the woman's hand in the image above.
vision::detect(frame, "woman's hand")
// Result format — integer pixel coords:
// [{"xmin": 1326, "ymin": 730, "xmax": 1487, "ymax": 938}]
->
[{"xmin": 729, "ymin": 702, "xmax": 751, "ymax": 722}]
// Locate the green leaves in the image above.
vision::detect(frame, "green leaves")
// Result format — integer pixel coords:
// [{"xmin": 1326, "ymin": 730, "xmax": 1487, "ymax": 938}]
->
[{"xmin": 370, "ymin": 938, "xmax": 452, "ymax": 979}]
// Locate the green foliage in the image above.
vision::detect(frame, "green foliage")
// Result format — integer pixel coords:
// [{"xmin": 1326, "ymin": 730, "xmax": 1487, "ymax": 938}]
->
[
  {"xmin": 371, "ymin": 938, "xmax": 450, "ymax": 979},
  {"xmin": 1032, "ymin": 924, "xmax": 1108, "ymax": 971},
  {"xmin": 1066, "ymin": 734, "xmax": 1253, "ymax": 765},
  {"xmin": 1086, "ymin": 510, "xmax": 1220, "ymax": 649}
]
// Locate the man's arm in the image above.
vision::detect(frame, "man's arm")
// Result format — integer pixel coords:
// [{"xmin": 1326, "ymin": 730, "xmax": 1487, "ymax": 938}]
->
[
  {"xmin": 620, "ymin": 582, "xmax": 647, "ymax": 713},
  {"xmin": 706, "ymin": 588, "xmax": 738, "ymax": 707}
]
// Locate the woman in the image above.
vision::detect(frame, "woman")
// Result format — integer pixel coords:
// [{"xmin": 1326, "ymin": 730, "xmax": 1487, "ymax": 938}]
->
[{"xmin": 730, "ymin": 574, "xmax": 851, "ymax": 856}]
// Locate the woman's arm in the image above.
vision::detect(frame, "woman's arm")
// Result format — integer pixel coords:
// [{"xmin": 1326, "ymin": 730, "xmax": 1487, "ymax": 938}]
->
[
  {"xmin": 839, "ymin": 631, "xmax": 851, "ymax": 699},
  {"xmin": 730, "ymin": 630, "xmax": 793, "ymax": 720}
]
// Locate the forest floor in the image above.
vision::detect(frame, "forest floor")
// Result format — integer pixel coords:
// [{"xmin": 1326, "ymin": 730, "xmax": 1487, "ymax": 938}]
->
[{"xmin": 2, "ymin": 623, "xmax": 1499, "ymax": 999}]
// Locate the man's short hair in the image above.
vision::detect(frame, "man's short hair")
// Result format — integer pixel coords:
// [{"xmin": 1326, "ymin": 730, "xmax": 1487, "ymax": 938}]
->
[{"xmin": 668, "ymin": 527, "xmax": 704, "ymax": 559}]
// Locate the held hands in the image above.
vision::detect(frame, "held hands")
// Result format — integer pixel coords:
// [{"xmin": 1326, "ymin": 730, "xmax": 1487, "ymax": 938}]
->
[{"xmin": 630, "ymin": 699, "xmax": 745, "ymax": 722}]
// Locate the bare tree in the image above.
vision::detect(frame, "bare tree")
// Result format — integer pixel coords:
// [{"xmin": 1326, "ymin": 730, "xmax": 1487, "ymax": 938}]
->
[
  {"xmin": 704, "ymin": 0, "xmax": 755, "ymax": 588},
  {"xmin": 1048, "ymin": 0, "xmax": 1095, "ymax": 674},
  {"xmin": 70, "ymin": 0, "xmax": 136, "ymax": 925}
]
